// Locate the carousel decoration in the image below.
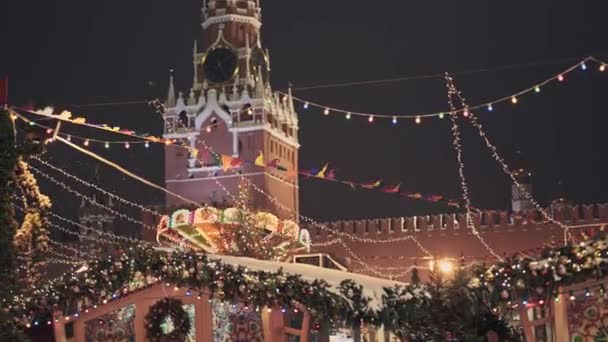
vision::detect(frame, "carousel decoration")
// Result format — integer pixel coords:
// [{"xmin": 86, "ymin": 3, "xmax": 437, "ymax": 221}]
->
[{"xmin": 156, "ymin": 206, "xmax": 311, "ymax": 260}]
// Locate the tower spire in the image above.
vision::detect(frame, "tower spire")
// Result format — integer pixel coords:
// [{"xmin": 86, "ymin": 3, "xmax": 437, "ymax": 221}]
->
[{"xmin": 166, "ymin": 70, "xmax": 176, "ymax": 107}]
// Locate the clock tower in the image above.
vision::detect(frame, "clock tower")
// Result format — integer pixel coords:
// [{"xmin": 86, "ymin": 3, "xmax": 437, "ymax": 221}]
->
[{"xmin": 162, "ymin": 0, "xmax": 299, "ymax": 219}]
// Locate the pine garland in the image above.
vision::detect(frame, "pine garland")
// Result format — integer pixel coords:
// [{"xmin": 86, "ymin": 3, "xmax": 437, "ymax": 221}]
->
[{"xmin": 8, "ymin": 245, "xmax": 522, "ymax": 340}]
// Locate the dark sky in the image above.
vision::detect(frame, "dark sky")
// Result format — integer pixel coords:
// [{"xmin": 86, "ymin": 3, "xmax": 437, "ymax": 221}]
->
[{"xmin": 2, "ymin": 1, "xmax": 608, "ymax": 223}]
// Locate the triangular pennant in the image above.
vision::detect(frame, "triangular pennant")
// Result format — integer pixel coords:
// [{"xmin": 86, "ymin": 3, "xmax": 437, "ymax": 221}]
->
[
  {"xmin": 361, "ymin": 180, "xmax": 381, "ymax": 189},
  {"xmin": 254, "ymin": 151, "xmax": 265, "ymax": 167},
  {"xmin": 221, "ymin": 155, "xmax": 234, "ymax": 171},
  {"xmin": 315, "ymin": 164, "xmax": 328, "ymax": 178},
  {"xmin": 380, "ymin": 183, "xmax": 401, "ymax": 194}
]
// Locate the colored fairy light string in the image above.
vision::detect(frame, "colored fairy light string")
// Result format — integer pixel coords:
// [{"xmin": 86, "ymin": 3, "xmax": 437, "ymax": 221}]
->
[
  {"xmin": 445, "ymin": 74, "xmax": 504, "ymax": 262},
  {"xmin": 446, "ymin": 75, "xmax": 572, "ymax": 242},
  {"xmin": 28, "ymin": 165, "xmax": 159, "ymax": 231},
  {"xmin": 288, "ymin": 56, "xmax": 599, "ymax": 121},
  {"xmin": 30, "ymin": 157, "xmax": 162, "ymax": 217}
]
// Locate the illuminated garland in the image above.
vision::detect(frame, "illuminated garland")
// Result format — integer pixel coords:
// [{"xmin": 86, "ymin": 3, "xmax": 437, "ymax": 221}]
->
[
  {"xmin": 472, "ymin": 232, "xmax": 608, "ymax": 308},
  {"xmin": 286, "ymin": 56, "xmax": 606, "ymax": 121},
  {"xmin": 445, "ymin": 75, "xmax": 504, "ymax": 261},
  {"xmin": 11, "ymin": 245, "xmax": 425, "ymax": 331},
  {"xmin": 8, "ymin": 244, "xmax": 526, "ymax": 340}
]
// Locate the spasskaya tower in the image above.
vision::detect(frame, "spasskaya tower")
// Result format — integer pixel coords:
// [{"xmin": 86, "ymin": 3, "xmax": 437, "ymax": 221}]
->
[{"xmin": 162, "ymin": 0, "xmax": 299, "ymax": 219}]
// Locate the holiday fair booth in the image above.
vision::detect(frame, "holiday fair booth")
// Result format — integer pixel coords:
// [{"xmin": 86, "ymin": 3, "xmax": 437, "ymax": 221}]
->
[{"xmin": 47, "ymin": 251, "xmax": 404, "ymax": 342}]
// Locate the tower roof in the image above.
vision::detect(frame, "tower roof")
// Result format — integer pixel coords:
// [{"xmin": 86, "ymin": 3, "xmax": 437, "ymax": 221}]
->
[{"xmin": 203, "ymin": 0, "xmax": 261, "ymax": 21}]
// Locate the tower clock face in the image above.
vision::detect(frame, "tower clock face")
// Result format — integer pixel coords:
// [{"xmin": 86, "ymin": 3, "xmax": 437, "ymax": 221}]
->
[{"xmin": 202, "ymin": 48, "xmax": 238, "ymax": 84}]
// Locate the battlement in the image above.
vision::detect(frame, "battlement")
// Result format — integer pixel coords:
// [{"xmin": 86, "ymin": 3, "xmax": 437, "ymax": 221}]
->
[{"xmin": 307, "ymin": 203, "xmax": 608, "ymax": 240}]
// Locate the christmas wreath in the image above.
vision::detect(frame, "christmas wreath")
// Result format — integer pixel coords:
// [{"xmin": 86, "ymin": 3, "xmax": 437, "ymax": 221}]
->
[{"xmin": 145, "ymin": 297, "xmax": 191, "ymax": 342}]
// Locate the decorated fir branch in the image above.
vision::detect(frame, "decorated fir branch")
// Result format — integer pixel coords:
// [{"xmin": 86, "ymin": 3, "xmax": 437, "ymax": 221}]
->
[{"xmin": 472, "ymin": 231, "xmax": 608, "ymax": 306}]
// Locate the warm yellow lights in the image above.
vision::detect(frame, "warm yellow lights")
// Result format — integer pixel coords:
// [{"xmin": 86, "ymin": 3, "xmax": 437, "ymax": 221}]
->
[
  {"xmin": 429, "ymin": 258, "xmax": 456, "ymax": 275},
  {"xmin": 438, "ymin": 259, "xmax": 455, "ymax": 274}
]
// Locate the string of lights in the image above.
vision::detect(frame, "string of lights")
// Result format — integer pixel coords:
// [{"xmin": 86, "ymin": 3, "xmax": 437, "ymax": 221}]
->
[
  {"xmin": 27, "ymin": 165, "xmax": 159, "ymax": 231},
  {"xmin": 52, "ymin": 135, "xmax": 203, "ymax": 207},
  {"xmin": 49, "ymin": 211, "xmax": 153, "ymax": 246},
  {"xmin": 290, "ymin": 55, "xmax": 602, "ymax": 91},
  {"xmin": 17, "ymin": 255, "xmax": 80, "ymax": 266},
  {"xmin": 8, "ymin": 55, "xmax": 607, "ymax": 159},
  {"xmin": 444, "ymin": 74, "xmax": 572, "ymax": 240},
  {"xmin": 46, "ymin": 246, "xmax": 88, "ymax": 261},
  {"xmin": 242, "ymin": 174, "xmax": 434, "ymax": 256},
  {"xmin": 192, "ymin": 137, "xmax": 434, "ymax": 256},
  {"xmin": 284, "ymin": 56, "xmax": 607, "ymax": 123},
  {"xmin": 47, "ymin": 239, "xmax": 89, "ymax": 257},
  {"xmin": 445, "ymin": 74, "xmax": 504, "ymax": 262},
  {"xmin": 335, "ymin": 239, "xmax": 422, "ymax": 279},
  {"xmin": 12, "ymin": 202, "xmax": 157, "ymax": 255},
  {"xmin": 463, "ymin": 103, "xmax": 572, "ymax": 239},
  {"xmin": 30, "ymin": 157, "xmax": 162, "ymax": 217},
  {"xmin": 182, "ymin": 130, "xmax": 433, "ymax": 275}
]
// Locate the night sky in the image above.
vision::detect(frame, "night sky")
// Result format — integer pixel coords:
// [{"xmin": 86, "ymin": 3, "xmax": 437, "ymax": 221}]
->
[{"xmin": 2, "ymin": 1, "xmax": 608, "ymax": 224}]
